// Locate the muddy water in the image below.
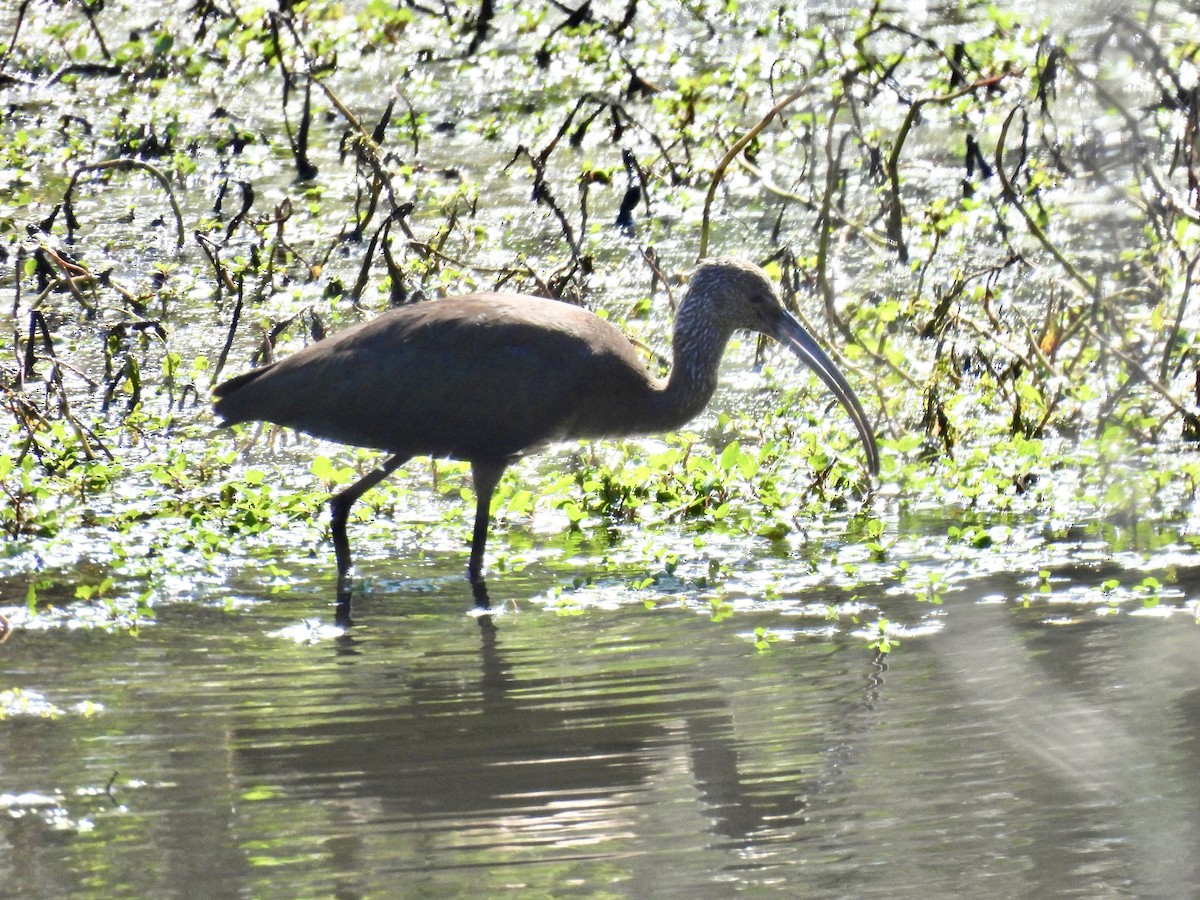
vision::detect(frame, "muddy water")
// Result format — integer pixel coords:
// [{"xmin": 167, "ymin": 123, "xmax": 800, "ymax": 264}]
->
[{"xmin": 3, "ymin": 560, "xmax": 1198, "ymax": 898}]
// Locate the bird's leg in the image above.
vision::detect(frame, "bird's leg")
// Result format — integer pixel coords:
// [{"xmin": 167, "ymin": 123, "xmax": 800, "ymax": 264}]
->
[
  {"xmin": 330, "ymin": 453, "xmax": 409, "ymax": 623},
  {"xmin": 467, "ymin": 460, "xmax": 507, "ymax": 609}
]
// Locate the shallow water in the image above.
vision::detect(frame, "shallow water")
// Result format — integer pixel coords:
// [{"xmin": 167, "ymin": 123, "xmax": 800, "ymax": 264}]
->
[
  {"xmin": 4, "ymin": 561, "xmax": 1198, "ymax": 898},
  {"xmin": 4, "ymin": 0, "xmax": 1200, "ymax": 895}
]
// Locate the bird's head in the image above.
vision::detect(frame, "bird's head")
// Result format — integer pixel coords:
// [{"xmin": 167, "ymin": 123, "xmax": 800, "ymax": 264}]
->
[
  {"xmin": 681, "ymin": 258, "xmax": 880, "ymax": 476},
  {"xmin": 683, "ymin": 257, "xmax": 788, "ymax": 336}
]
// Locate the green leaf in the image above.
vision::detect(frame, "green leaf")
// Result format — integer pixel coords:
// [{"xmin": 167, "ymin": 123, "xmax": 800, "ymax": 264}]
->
[
  {"xmin": 719, "ymin": 440, "xmax": 741, "ymax": 473},
  {"xmin": 310, "ymin": 456, "xmax": 335, "ymax": 483}
]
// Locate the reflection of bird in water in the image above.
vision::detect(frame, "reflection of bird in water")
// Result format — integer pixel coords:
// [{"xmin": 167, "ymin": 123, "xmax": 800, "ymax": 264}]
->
[
  {"xmin": 234, "ymin": 618, "xmax": 818, "ymax": 848},
  {"xmin": 213, "ymin": 259, "xmax": 878, "ymax": 620}
]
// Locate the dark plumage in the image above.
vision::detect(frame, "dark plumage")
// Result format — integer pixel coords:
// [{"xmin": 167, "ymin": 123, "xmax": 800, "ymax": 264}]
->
[{"xmin": 213, "ymin": 258, "xmax": 879, "ymax": 621}]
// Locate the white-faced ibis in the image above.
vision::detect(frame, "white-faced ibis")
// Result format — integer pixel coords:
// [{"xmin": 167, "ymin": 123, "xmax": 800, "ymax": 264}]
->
[{"xmin": 213, "ymin": 258, "xmax": 879, "ymax": 621}]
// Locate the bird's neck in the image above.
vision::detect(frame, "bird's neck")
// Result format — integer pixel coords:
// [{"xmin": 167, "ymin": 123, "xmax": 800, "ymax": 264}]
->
[{"xmin": 644, "ymin": 305, "xmax": 731, "ymax": 431}]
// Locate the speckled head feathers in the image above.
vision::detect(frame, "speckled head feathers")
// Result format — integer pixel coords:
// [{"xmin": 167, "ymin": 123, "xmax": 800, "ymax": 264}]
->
[
  {"xmin": 688, "ymin": 257, "xmax": 778, "ymax": 298},
  {"xmin": 679, "ymin": 257, "xmax": 785, "ymax": 337}
]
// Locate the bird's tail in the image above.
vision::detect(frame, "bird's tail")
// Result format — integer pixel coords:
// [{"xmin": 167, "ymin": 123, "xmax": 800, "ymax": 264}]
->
[{"xmin": 211, "ymin": 365, "xmax": 273, "ymax": 425}]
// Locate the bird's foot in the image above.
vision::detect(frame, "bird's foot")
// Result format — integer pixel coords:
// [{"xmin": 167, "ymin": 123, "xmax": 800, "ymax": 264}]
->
[{"xmin": 470, "ymin": 575, "xmax": 491, "ymax": 610}]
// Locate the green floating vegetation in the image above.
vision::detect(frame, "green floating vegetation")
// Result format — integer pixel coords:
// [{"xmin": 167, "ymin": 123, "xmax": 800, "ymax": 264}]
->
[{"xmin": 2, "ymin": 2, "xmax": 1200, "ymax": 645}]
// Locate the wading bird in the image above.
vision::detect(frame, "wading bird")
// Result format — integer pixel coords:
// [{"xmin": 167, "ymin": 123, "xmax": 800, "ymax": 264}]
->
[{"xmin": 213, "ymin": 258, "xmax": 879, "ymax": 622}]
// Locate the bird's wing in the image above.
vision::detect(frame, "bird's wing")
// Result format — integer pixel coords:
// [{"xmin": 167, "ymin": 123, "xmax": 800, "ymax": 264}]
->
[{"xmin": 214, "ymin": 294, "xmax": 652, "ymax": 460}]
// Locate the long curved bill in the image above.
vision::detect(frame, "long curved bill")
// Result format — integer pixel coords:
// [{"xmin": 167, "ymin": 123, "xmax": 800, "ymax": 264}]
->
[{"xmin": 772, "ymin": 310, "xmax": 880, "ymax": 476}]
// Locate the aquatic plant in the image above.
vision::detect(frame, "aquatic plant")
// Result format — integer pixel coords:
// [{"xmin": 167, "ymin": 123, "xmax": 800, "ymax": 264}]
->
[{"xmin": 1, "ymin": 1, "xmax": 1199, "ymax": 643}]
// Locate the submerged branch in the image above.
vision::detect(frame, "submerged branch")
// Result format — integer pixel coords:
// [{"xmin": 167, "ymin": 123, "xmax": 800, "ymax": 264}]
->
[
  {"xmin": 994, "ymin": 107, "xmax": 1097, "ymax": 300},
  {"xmin": 64, "ymin": 159, "xmax": 185, "ymax": 248},
  {"xmin": 1086, "ymin": 323, "xmax": 1199, "ymax": 432},
  {"xmin": 699, "ymin": 86, "xmax": 809, "ymax": 260},
  {"xmin": 885, "ymin": 73, "xmax": 1009, "ymax": 262}
]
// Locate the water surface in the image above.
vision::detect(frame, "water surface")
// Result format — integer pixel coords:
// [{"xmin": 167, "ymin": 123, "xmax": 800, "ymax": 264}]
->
[{"xmin": 3, "ymin": 564, "xmax": 1198, "ymax": 897}]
